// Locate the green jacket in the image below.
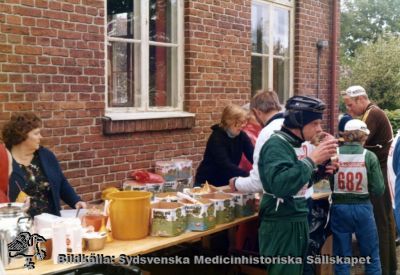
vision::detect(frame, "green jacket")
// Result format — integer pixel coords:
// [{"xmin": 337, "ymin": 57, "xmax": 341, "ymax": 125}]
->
[
  {"xmin": 258, "ymin": 130, "xmax": 316, "ymax": 221},
  {"xmin": 331, "ymin": 142, "xmax": 385, "ymax": 204}
]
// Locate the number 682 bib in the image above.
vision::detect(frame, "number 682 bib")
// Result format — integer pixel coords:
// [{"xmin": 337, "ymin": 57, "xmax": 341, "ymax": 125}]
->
[{"xmin": 334, "ymin": 150, "xmax": 368, "ymax": 195}]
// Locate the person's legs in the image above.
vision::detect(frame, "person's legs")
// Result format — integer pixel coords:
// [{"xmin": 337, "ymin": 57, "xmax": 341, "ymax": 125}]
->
[
  {"xmin": 354, "ymin": 203, "xmax": 381, "ymax": 275},
  {"xmin": 395, "ymin": 175, "xmax": 400, "ymax": 236},
  {"xmin": 371, "ymin": 169, "xmax": 397, "ymax": 275},
  {"xmin": 259, "ymin": 219, "xmax": 308, "ymax": 275},
  {"xmin": 331, "ymin": 204, "xmax": 353, "ymax": 275},
  {"xmin": 235, "ymin": 219, "xmax": 259, "ymax": 252},
  {"xmin": 303, "ymin": 198, "xmax": 330, "ymax": 275}
]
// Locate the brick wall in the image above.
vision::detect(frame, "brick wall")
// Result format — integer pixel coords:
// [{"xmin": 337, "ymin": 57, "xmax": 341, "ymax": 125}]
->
[
  {"xmin": 294, "ymin": 0, "xmax": 340, "ymax": 131},
  {"xmin": 0, "ymin": 0, "xmax": 338, "ymax": 202},
  {"xmin": 184, "ymin": 0, "xmax": 252, "ymax": 163}
]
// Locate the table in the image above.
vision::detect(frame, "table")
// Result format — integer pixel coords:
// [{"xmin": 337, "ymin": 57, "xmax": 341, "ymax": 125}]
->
[
  {"xmin": 5, "ymin": 214, "xmax": 258, "ymax": 275},
  {"xmin": 312, "ymin": 191, "xmax": 331, "ymax": 200}
]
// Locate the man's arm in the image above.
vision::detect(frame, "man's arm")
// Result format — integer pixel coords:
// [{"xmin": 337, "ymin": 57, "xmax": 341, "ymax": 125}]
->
[
  {"xmin": 367, "ymin": 151, "xmax": 385, "ymax": 197},
  {"xmin": 258, "ymin": 138, "xmax": 316, "ymax": 198}
]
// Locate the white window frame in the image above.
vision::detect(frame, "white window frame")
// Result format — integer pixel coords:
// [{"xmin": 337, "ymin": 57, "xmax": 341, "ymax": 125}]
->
[
  {"xmin": 105, "ymin": 0, "xmax": 191, "ymax": 120},
  {"xmin": 252, "ymin": 0, "xmax": 294, "ymax": 100}
]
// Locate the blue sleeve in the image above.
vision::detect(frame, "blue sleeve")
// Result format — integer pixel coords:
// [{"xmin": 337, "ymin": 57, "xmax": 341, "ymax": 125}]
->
[
  {"xmin": 394, "ymin": 139, "xmax": 400, "ymax": 182},
  {"xmin": 43, "ymin": 148, "xmax": 81, "ymax": 208}
]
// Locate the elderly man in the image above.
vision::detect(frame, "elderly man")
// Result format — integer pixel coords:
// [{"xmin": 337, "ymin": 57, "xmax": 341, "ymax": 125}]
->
[{"xmin": 343, "ymin": 85, "xmax": 397, "ymax": 275}]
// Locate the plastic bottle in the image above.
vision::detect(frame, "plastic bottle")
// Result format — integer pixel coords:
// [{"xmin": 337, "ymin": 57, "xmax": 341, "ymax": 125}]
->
[{"xmin": 52, "ymin": 221, "xmax": 66, "ymax": 264}]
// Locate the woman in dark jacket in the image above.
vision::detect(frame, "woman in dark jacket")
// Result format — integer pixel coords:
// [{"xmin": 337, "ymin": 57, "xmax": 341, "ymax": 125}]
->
[
  {"xmin": 195, "ymin": 104, "xmax": 254, "ymax": 187},
  {"xmin": 2, "ymin": 112, "xmax": 86, "ymax": 217}
]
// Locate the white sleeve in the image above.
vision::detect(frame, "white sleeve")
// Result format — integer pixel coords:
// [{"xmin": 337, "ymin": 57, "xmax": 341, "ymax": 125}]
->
[{"xmin": 235, "ymin": 118, "xmax": 284, "ymax": 193}]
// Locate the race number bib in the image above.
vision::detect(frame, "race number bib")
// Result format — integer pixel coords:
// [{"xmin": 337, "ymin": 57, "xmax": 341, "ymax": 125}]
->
[
  {"xmin": 334, "ymin": 150, "xmax": 368, "ymax": 194},
  {"xmin": 293, "ymin": 142, "xmax": 315, "ymax": 198}
]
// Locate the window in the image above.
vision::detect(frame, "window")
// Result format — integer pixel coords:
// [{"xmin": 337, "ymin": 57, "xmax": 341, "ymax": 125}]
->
[
  {"xmin": 106, "ymin": 0, "xmax": 184, "ymax": 117},
  {"xmin": 251, "ymin": 0, "xmax": 293, "ymax": 102}
]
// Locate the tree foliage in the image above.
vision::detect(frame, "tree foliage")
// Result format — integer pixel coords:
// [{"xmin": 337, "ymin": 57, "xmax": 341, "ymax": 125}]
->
[
  {"xmin": 385, "ymin": 109, "xmax": 400, "ymax": 133},
  {"xmin": 340, "ymin": 37, "xmax": 400, "ymax": 110},
  {"xmin": 341, "ymin": 0, "xmax": 400, "ymax": 61}
]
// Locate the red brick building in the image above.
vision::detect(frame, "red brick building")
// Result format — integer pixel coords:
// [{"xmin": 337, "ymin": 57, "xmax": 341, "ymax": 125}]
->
[{"xmin": 0, "ymin": 0, "xmax": 339, "ymax": 202}]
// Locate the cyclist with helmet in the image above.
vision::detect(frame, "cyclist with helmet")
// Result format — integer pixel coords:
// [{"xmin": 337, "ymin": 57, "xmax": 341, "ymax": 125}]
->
[{"xmin": 258, "ymin": 95, "xmax": 338, "ymax": 275}]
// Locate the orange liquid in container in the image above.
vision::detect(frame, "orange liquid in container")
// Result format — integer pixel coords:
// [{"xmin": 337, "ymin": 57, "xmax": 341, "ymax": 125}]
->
[{"xmin": 82, "ymin": 215, "xmax": 106, "ymax": 232}]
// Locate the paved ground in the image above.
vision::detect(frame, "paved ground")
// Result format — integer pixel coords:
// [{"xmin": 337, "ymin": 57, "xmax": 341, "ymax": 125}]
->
[{"xmin": 350, "ymin": 239, "xmax": 400, "ymax": 275}]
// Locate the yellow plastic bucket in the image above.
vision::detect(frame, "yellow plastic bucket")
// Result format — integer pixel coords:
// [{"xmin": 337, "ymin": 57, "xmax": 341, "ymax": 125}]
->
[{"xmin": 108, "ymin": 191, "xmax": 152, "ymax": 240}]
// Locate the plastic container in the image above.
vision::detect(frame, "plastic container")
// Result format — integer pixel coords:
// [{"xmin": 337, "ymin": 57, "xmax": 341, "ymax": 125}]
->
[
  {"xmin": 37, "ymin": 228, "xmax": 52, "ymax": 260},
  {"xmin": 154, "ymin": 192, "xmax": 179, "ymax": 203},
  {"xmin": 123, "ymin": 180, "xmax": 163, "ymax": 198},
  {"xmin": 184, "ymin": 186, "xmax": 215, "ymax": 199},
  {"xmin": 313, "ymin": 179, "xmax": 332, "ymax": 193},
  {"xmin": 163, "ymin": 181, "xmax": 178, "ymax": 192},
  {"xmin": 200, "ymin": 193, "xmax": 235, "ymax": 224},
  {"xmin": 151, "ymin": 202, "xmax": 186, "ymax": 237},
  {"xmin": 52, "ymin": 221, "xmax": 67, "ymax": 264},
  {"xmin": 223, "ymin": 191, "xmax": 256, "ymax": 218},
  {"xmin": 180, "ymin": 198, "xmax": 216, "ymax": 231},
  {"xmin": 175, "ymin": 177, "xmax": 193, "ymax": 192},
  {"xmin": 108, "ymin": 191, "xmax": 152, "ymax": 240},
  {"xmin": 155, "ymin": 161, "xmax": 177, "ymax": 182},
  {"xmin": 82, "ymin": 214, "xmax": 106, "ymax": 232},
  {"xmin": 122, "ymin": 180, "xmax": 146, "ymax": 191},
  {"xmin": 172, "ymin": 158, "xmax": 193, "ymax": 179}
]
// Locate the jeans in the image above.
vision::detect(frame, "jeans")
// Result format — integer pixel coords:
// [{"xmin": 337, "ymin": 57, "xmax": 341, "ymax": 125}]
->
[
  {"xmin": 395, "ymin": 180, "xmax": 400, "ymax": 236},
  {"xmin": 331, "ymin": 203, "xmax": 381, "ymax": 275}
]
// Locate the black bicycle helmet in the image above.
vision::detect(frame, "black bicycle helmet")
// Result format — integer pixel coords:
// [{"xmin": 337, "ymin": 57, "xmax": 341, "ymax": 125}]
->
[{"xmin": 284, "ymin": 95, "xmax": 326, "ymax": 128}]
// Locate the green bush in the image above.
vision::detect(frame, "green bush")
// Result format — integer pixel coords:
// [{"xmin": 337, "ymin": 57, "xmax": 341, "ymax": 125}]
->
[
  {"xmin": 340, "ymin": 36, "xmax": 400, "ymax": 110},
  {"xmin": 384, "ymin": 109, "xmax": 400, "ymax": 133}
]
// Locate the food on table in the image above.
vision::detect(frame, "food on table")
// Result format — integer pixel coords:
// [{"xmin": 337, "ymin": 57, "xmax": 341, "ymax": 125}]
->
[
  {"xmin": 179, "ymin": 198, "xmax": 216, "ymax": 231},
  {"xmin": 200, "ymin": 193, "xmax": 235, "ymax": 224},
  {"xmin": 151, "ymin": 202, "xmax": 187, "ymax": 237}
]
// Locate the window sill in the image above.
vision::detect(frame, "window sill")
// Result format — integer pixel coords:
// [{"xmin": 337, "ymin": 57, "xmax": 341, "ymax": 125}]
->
[{"xmin": 102, "ymin": 111, "xmax": 196, "ymax": 134}]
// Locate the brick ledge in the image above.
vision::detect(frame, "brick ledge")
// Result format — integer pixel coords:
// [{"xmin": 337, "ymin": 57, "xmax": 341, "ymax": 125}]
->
[{"xmin": 102, "ymin": 115, "xmax": 195, "ymax": 134}]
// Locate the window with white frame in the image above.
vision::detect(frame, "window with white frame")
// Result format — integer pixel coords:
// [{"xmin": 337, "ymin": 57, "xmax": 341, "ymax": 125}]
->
[
  {"xmin": 106, "ymin": 0, "xmax": 184, "ymax": 115},
  {"xmin": 251, "ymin": 0, "xmax": 293, "ymax": 102}
]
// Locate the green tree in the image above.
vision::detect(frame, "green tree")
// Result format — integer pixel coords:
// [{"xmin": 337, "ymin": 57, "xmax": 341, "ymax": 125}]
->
[
  {"xmin": 341, "ymin": 0, "xmax": 400, "ymax": 61},
  {"xmin": 340, "ymin": 36, "xmax": 400, "ymax": 110}
]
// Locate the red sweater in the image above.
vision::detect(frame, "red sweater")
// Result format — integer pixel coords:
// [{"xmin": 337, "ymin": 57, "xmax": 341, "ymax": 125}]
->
[
  {"xmin": 239, "ymin": 122, "xmax": 262, "ymax": 172},
  {"xmin": 0, "ymin": 144, "xmax": 9, "ymax": 202}
]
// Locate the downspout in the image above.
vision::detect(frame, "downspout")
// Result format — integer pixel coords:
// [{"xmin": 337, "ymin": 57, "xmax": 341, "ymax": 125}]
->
[
  {"xmin": 316, "ymin": 40, "xmax": 328, "ymax": 97},
  {"xmin": 330, "ymin": 0, "xmax": 339, "ymax": 134}
]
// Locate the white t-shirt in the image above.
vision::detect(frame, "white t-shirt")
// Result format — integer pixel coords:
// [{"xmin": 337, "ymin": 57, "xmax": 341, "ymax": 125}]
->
[
  {"xmin": 235, "ymin": 118, "xmax": 284, "ymax": 192},
  {"xmin": 388, "ymin": 129, "xmax": 400, "ymax": 209}
]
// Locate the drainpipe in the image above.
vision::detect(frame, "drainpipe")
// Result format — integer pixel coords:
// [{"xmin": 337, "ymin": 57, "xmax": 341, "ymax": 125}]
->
[
  {"xmin": 330, "ymin": 0, "xmax": 339, "ymax": 134},
  {"xmin": 316, "ymin": 39, "xmax": 328, "ymax": 98}
]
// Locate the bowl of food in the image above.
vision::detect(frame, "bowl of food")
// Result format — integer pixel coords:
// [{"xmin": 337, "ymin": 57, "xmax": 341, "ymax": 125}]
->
[
  {"xmin": 184, "ymin": 182, "xmax": 217, "ymax": 198},
  {"xmin": 83, "ymin": 232, "xmax": 107, "ymax": 251},
  {"xmin": 154, "ymin": 192, "xmax": 179, "ymax": 203}
]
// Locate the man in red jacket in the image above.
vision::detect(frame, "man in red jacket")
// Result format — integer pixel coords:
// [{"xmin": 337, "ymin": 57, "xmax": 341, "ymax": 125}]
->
[{"xmin": 0, "ymin": 143, "xmax": 12, "ymax": 202}]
